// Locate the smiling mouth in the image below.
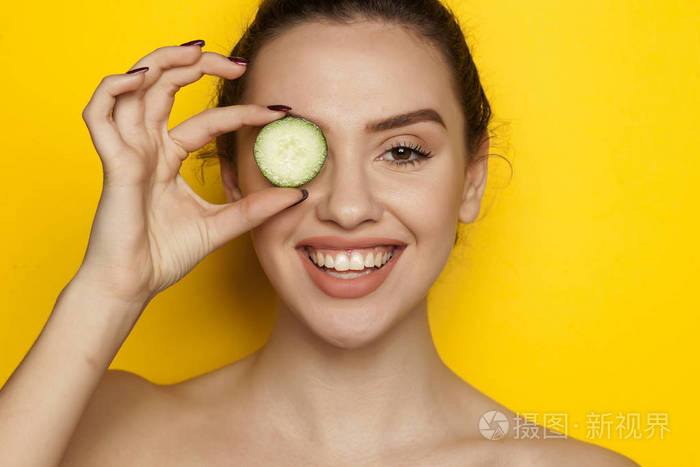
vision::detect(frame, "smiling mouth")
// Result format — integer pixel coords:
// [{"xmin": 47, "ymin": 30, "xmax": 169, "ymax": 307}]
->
[{"xmin": 303, "ymin": 245, "xmax": 399, "ymax": 279}]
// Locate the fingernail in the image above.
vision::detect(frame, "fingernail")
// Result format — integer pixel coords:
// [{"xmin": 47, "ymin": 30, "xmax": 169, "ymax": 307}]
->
[
  {"xmin": 228, "ymin": 56, "xmax": 249, "ymax": 65},
  {"xmin": 126, "ymin": 66, "xmax": 149, "ymax": 74},
  {"xmin": 179, "ymin": 39, "xmax": 205, "ymax": 47},
  {"xmin": 288, "ymin": 189, "xmax": 308, "ymax": 208},
  {"xmin": 267, "ymin": 105, "xmax": 292, "ymax": 112}
]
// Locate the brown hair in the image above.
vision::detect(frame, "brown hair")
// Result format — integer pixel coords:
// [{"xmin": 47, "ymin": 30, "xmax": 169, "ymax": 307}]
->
[{"xmin": 196, "ymin": 0, "xmax": 511, "ymax": 245}]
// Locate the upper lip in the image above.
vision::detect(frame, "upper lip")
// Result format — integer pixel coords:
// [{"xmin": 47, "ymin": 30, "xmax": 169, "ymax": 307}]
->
[{"xmin": 295, "ymin": 236, "xmax": 407, "ymax": 250}]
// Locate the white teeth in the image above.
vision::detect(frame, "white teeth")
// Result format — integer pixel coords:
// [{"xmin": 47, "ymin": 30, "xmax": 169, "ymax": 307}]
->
[
  {"xmin": 307, "ymin": 247, "xmax": 396, "ymax": 271},
  {"xmin": 334, "ymin": 254, "xmax": 350, "ymax": 271},
  {"xmin": 349, "ymin": 252, "xmax": 365, "ymax": 270},
  {"xmin": 326, "ymin": 269, "xmax": 374, "ymax": 279}
]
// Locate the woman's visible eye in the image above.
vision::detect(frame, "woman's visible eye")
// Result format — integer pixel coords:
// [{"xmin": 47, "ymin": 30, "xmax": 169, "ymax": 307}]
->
[{"xmin": 378, "ymin": 141, "xmax": 434, "ymax": 169}]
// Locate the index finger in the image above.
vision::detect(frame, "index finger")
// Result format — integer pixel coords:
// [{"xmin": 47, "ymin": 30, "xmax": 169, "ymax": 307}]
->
[{"xmin": 167, "ymin": 104, "xmax": 290, "ymax": 157}]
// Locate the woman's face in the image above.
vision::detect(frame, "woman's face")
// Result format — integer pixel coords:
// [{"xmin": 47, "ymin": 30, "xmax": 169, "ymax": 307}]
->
[{"xmin": 222, "ymin": 20, "xmax": 488, "ymax": 348}]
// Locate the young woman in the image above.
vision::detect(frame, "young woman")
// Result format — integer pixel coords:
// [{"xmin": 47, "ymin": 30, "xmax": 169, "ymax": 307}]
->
[{"xmin": 0, "ymin": 0, "xmax": 638, "ymax": 465}]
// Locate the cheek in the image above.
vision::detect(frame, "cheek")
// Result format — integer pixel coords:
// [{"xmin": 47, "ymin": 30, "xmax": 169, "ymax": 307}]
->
[
  {"xmin": 389, "ymin": 166, "xmax": 463, "ymax": 244},
  {"xmin": 250, "ymin": 214, "xmax": 294, "ymax": 287},
  {"xmin": 380, "ymin": 166, "xmax": 462, "ymax": 296}
]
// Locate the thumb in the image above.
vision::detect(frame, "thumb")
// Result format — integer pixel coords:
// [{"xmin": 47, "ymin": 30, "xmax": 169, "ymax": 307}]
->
[{"xmin": 206, "ymin": 187, "xmax": 309, "ymax": 251}]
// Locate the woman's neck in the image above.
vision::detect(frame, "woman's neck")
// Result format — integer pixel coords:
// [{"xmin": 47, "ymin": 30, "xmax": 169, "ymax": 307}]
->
[{"xmin": 237, "ymin": 296, "xmax": 469, "ymax": 456}]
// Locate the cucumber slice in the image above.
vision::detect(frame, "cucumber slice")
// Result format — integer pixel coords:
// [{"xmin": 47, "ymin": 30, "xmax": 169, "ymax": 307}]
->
[{"xmin": 254, "ymin": 116, "xmax": 327, "ymax": 187}]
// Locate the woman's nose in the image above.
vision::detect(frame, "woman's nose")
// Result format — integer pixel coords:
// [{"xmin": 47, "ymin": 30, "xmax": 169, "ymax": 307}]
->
[{"xmin": 314, "ymin": 152, "xmax": 384, "ymax": 230}]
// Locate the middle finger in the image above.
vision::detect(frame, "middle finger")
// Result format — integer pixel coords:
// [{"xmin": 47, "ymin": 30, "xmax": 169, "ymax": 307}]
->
[
  {"xmin": 143, "ymin": 51, "xmax": 249, "ymax": 130},
  {"xmin": 112, "ymin": 42, "xmax": 206, "ymax": 142}
]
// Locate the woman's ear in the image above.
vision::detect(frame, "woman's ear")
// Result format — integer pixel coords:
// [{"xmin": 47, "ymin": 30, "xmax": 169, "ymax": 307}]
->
[
  {"xmin": 458, "ymin": 136, "xmax": 489, "ymax": 224},
  {"xmin": 220, "ymin": 158, "xmax": 243, "ymax": 203}
]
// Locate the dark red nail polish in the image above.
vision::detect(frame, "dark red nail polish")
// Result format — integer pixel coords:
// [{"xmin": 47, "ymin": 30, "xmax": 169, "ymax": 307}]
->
[
  {"xmin": 179, "ymin": 39, "xmax": 205, "ymax": 47},
  {"xmin": 288, "ymin": 189, "xmax": 308, "ymax": 208},
  {"xmin": 267, "ymin": 105, "xmax": 292, "ymax": 112},
  {"xmin": 228, "ymin": 56, "xmax": 249, "ymax": 65},
  {"xmin": 126, "ymin": 66, "xmax": 149, "ymax": 74}
]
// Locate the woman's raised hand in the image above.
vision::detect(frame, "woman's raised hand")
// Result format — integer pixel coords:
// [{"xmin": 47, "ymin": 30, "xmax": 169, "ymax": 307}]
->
[{"xmin": 78, "ymin": 41, "xmax": 303, "ymax": 308}]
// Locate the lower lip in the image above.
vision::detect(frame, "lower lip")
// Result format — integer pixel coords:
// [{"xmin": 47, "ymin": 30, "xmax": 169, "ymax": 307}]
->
[{"xmin": 296, "ymin": 246, "xmax": 405, "ymax": 299}]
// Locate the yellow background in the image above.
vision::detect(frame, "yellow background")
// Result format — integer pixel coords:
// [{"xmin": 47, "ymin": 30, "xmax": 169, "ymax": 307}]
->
[{"xmin": 1, "ymin": 1, "xmax": 697, "ymax": 465}]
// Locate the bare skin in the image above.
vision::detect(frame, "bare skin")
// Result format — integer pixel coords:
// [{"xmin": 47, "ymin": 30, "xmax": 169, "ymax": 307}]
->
[
  {"xmin": 1, "ymin": 20, "xmax": 638, "ymax": 467},
  {"xmin": 60, "ymin": 321, "xmax": 638, "ymax": 466}
]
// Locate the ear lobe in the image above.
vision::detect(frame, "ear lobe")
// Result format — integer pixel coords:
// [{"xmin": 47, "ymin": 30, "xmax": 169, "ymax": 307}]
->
[
  {"xmin": 458, "ymin": 136, "xmax": 489, "ymax": 224},
  {"xmin": 220, "ymin": 158, "xmax": 243, "ymax": 203}
]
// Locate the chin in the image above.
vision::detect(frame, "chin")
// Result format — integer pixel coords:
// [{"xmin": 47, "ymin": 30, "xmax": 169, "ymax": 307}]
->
[{"xmin": 288, "ymin": 298, "xmax": 411, "ymax": 350}]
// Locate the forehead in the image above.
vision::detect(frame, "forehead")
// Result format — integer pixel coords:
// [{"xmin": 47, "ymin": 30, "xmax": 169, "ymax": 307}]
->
[{"xmin": 243, "ymin": 20, "xmax": 462, "ymax": 133}]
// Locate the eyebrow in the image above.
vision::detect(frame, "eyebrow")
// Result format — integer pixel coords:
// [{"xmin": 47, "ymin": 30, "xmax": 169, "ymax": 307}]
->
[
  {"xmin": 285, "ymin": 108, "xmax": 446, "ymax": 134},
  {"xmin": 366, "ymin": 108, "xmax": 446, "ymax": 133}
]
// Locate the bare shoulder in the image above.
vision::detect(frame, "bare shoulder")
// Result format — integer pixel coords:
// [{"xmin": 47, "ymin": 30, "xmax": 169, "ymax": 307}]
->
[
  {"xmin": 59, "ymin": 369, "xmax": 168, "ymax": 467},
  {"xmin": 502, "ymin": 436, "xmax": 640, "ymax": 466},
  {"xmin": 59, "ymin": 359, "xmax": 255, "ymax": 466},
  {"xmin": 437, "ymin": 375, "xmax": 638, "ymax": 466},
  {"xmin": 441, "ymin": 416, "xmax": 639, "ymax": 467}
]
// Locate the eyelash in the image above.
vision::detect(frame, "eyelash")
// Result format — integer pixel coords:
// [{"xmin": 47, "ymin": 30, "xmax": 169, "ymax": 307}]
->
[{"xmin": 381, "ymin": 141, "xmax": 434, "ymax": 168}]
